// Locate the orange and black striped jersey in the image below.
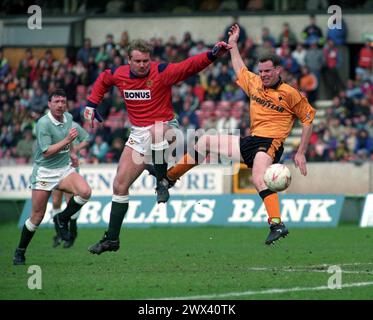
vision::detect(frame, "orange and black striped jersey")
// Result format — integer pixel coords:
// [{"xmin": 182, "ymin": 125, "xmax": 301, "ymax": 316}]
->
[{"xmin": 236, "ymin": 66, "xmax": 316, "ymax": 141}]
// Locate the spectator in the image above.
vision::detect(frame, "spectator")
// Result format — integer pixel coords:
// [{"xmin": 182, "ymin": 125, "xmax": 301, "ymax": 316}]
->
[
  {"xmin": 281, "ymin": 47, "xmax": 300, "ymax": 76},
  {"xmin": 30, "ymin": 87, "xmax": 48, "ymax": 114},
  {"xmin": 261, "ymin": 27, "xmax": 276, "ymax": 48},
  {"xmin": 0, "ymin": 49, "xmax": 9, "ymax": 79},
  {"xmin": 15, "ymin": 129, "xmax": 34, "ymax": 162},
  {"xmin": 355, "ymin": 129, "xmax": 373, "ymax": 155},
  {"xmin": 356, "ymin": 41, "xmax": 373, "ymax": 80},
  {"xmin": 179, "ymin": 100, "xmax": 200, "ymax": 129},
  {"xmin": 302, "ymin": 14, "xmax": 324, "ymax": 46},
  {"xmin": 16, "ymin": 48, "xmax": 34, "ymax": 81},
  {"xmin": 278, "ymin": 22, "xmax": 298, "ymax": 47},
  {"xmin": 299, "ymin": 66, "xmax": 318, "ymax": 103},
  {"xmin": 322, "ymin": 39, "xmax": 345, "ymax": 98},
  {"xmin": 0, "ymin": 148, "xmax": 16, "ymax": 166},
  {"xmin": 216, "ymin": 64, "xmax": 233, "ymax": 88},
  {"xmin": 117, "ymin": 31, "xmax": 130, "ymax": 58},
  {"xmin": 104, "ymin": 33, "xmax": 116, "ymax": 54},
  {"xmin": 90, "ymin": 135, "xmax": 110, "ymax": 163},
  {"xmin": 327, "ymin": 18, "xmax": 348, "ymax": 46},
  {"xmin": 95, "ymin": 45, "xmax": 109, "ymax": 64},
  {"xmin": 206, "ymin": 78, "xmax": 222, "ymax": 101},
  {"xmin": 108, "ymin": 137, "xmax": 125, "ymax": 162},
  {"xmin": 189, "ymin": 40, "xmax": 208, "ymax": 57},
  {"xmin": 77, "ymin": 38, "xmax": 97, "ymax": 65},
  {"xmin": 291, "ymin": 43, "xmax": 307, "ymax": 67},
  {"xmin": 305, "ymin": 40, "xmax": 325, "ymax": 80}
]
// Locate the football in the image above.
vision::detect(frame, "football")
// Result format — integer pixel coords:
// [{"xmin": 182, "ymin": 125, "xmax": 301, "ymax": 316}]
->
[{"xmin": 263, "ymin": 164, "xmax": 292, "ymax": 192}]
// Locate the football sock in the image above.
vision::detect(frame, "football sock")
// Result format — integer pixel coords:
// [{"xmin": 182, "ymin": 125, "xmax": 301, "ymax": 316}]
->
[
  {"xmin": 107, "ymin": 195, "xmax": 129, "ymax": 240},
  {"xmin": 69, "ymin": 218, "xmax": 78, "ymax": 238},
  {"xmin": 259, "ymin": 189, "xmax": 281, "ymax": 224},
  {"xmin": 58, "ymin": 196, "xmax": 88, "ymax": 221},
  {"xmin": 151, "ymin": 140, "xmax": 169, "ymax": 180},
  {"xmin": 52, "ymin": 208, "xmax": 62, "ymax": 236},
  {"xmin": 167, "ymin": 150, "xmax": 205, "ymax": 181},
  {"xmin": 18, "ymin": 219, "xmax": 38, "ymax": 249}
]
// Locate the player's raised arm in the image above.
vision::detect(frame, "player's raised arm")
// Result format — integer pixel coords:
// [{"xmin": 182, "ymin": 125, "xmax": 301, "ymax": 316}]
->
[
  {"xmin": 294, "ymin": 124, "xmax": 313, "ymax": 176},
  {"xmin": 292, "ymin": 97, "xmax": 316, "ymax": 176},
  {"xmin": 84, "ymin": 69, "xmax": 115, "ymax": 127},
  {"xmin": 160, "ymin": 41, "xmax": 231, "ymax": 86},
  {"xmin": 228, "ymin": 24, "xmax": 246, "ymax": 75}
]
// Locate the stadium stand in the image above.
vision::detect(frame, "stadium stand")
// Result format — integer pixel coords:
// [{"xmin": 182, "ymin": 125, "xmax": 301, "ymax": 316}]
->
[{"xmin": 0, "ymin": 2, "xmax": 372, "ymax": 166}]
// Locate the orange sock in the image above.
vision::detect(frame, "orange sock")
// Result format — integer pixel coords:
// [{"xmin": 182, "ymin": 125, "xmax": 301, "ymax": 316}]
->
[
  {"xmin": 259, "ymin": 190, "xmax": 281, "ymax": 224},
  {"xmin": 167, "ymin": 153, "xmax": 199, "ymax": 181}
]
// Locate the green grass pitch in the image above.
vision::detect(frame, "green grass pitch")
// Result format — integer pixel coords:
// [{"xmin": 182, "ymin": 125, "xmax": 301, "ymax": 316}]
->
[{"xmin": 1, "ymin": 222, "xmax": 373, "ymax": 300}]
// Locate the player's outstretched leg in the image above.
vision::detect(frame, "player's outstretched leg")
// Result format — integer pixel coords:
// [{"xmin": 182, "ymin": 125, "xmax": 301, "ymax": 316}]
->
[
  {"xmin": 88, "ymin": 231, "xmax": 120, "ymax": 255},
  {"xmin": 259, "ymin": 187, "xmax": 289, "ymax": 245},
  {"xmin": 88, "ymin": 195, "xmax": 128, "ymax": 255}
]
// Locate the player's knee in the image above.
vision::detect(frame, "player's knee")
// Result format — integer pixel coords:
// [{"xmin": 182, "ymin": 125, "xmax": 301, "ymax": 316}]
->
[
  {"xmin": 252, "ymin": 174, "xmax": 266, "ymax": 190},
  {"xmin": 29, "ymin": 213, "xmax": 44, "ymax": 227},
  {"xmin": 113, "ymin": 179, "xmax": 129, "ymax": 195},
  {"xmin": 79, "ymin": 186, "xmax": 91, "ymax": 200}
]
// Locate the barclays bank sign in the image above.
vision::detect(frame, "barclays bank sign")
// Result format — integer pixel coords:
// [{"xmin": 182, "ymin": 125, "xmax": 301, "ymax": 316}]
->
[{"xmin": 19, "ymin": 194, "xmax": 344, "ymax": 228}]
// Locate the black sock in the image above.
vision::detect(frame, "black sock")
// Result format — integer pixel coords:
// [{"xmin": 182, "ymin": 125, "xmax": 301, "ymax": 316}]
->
[
  {"xmin": 69, "ymin": 219, "xmax": 78, "ymax": 238},
  {"xmin": 58, "ymin": 197, "xmax": 84, "ymax": 221},
  {"xmin": 107, "ymin": 202, "xmax": 129, "ymax": 240},
  {"xmin": 18, "ymin": 224, "xmax": 35, "ymax": 250},
  {"xmin": 152, "ymin": 149, "xmax": 168, "ymax": 180},
  {"xmin": 54, "ymin": 219, "xmax": 60, "ymax": 235},
  {"xmin": 259, "ymin": 189, "xmax": 276, "ymax": 200}
]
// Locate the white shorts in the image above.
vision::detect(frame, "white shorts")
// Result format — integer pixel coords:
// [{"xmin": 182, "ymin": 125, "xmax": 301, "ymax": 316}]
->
[
  {"xmin": 125, "ymin": 125, "xmax": 153, "ymax": 155},
  {"xmin": 31, "ymin": 164, "xmax": 76, "ymax": 191},
  {"xmin": 125, "ymin": 119, "xmax": 179, "ymax": 155}
]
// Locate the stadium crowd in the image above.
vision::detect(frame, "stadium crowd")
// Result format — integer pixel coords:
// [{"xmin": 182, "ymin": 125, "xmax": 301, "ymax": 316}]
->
[{"xmin": 0, "ymin": 16, "xmax": 372, "ymax": 166}]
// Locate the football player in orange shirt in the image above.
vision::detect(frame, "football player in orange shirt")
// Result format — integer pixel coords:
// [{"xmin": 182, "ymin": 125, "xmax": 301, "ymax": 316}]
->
[{"xmin": 149, "ymin": 24, "xmax": 316, "ymax": 245}]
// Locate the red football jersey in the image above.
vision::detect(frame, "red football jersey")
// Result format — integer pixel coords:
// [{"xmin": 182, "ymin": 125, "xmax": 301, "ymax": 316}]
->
[{"xmin": 88, "ymin": 52, "xmax": 215, "ymax": 126}]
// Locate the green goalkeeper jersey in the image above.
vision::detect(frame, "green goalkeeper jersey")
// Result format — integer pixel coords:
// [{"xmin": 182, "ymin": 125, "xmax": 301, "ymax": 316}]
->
[
  {"xmin": 33, "ymin": 111, "xmax": 74, "ymax": 169},
  {"xmin": 72, "ymin": 121, "xmax": 90, "ymax": 150}
]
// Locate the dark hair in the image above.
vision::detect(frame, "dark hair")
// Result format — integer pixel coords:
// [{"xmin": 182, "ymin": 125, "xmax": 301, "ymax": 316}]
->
[
  {"xmin": 127, "ymin": 39, "xmax": 153, "ymax": 58},
  {"xmin": 48, "ymin": 89, "xmax": 66, "ymax": 101},
  {"xmin": 258, "ymin": 53, "xmax": 281, "ymax": 67}
]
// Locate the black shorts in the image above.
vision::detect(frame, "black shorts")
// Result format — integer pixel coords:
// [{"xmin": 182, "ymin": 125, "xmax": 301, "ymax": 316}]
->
[{"xmin": 239, "ymin": 135, "xmax": 284, "ymax": 168}]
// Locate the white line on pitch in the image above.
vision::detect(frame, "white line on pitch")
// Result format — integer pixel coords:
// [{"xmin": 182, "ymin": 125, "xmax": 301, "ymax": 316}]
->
[
  {"xmin": 156, "ymin": 281, "xmax": 373, "ymax": 300},
  {"xmin": 249, "ymin": 268, "xmax": 373, "ymax": 275},
  {"xmin": 248, "ymin": 261, "xmax": 373, "ymax": 272}
]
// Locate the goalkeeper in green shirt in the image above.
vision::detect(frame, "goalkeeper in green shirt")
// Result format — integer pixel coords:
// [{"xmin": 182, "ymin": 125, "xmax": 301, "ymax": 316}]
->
[{"xmin": 13, "ymin": 89, "xmax": 92, "ymax": 265}]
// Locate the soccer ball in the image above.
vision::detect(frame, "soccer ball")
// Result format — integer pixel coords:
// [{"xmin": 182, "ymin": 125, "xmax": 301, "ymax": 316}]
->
[{"xmin": 263, "ymin": 164, "xmax": 292, "ymax": 192}]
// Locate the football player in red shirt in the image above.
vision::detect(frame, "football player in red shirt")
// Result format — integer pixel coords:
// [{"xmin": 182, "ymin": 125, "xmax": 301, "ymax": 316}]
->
[{"xmin": 85, "ymin": 38, "xmax": 230, "ymax": 255}]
